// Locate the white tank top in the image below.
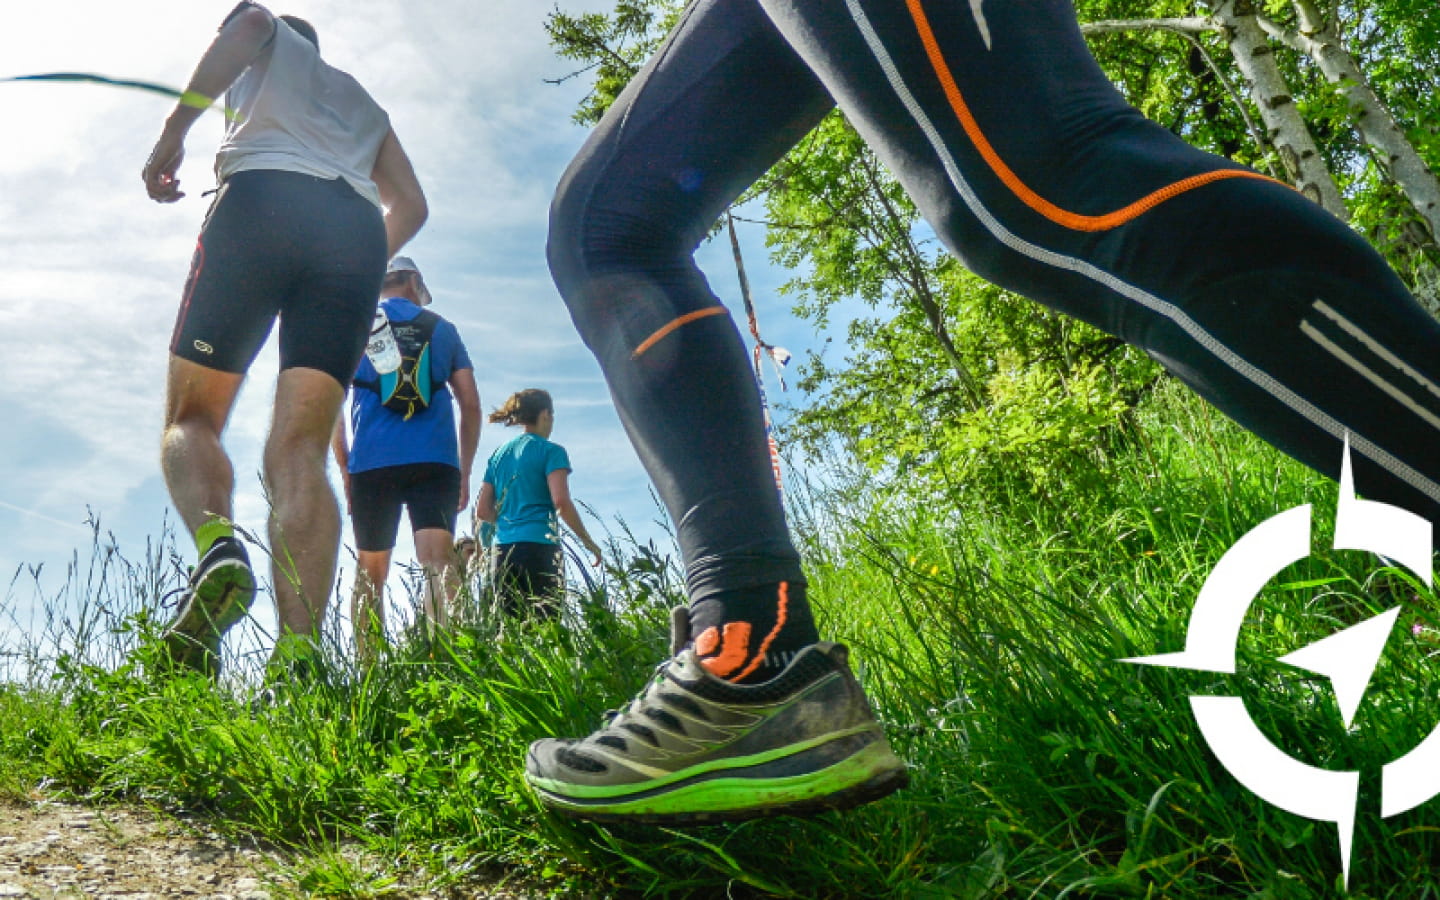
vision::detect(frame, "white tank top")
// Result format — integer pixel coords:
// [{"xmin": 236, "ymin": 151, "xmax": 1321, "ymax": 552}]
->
[{"xmin": 214, "ymin": 17, "xmax": 391, "ymax": 208}]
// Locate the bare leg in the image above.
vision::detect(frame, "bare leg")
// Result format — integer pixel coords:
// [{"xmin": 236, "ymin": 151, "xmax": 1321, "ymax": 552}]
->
[
  {"xmin": 414, "ymin": 527, "xmax": 458, "ymax": 632},
  {"xmin": 353, "ymin": 548, "xmax": 391, "ymax": 665},
  {"xmin": 161, "ymin": 357, "xmax": 245, "ymax": 536},
  {"xmin": 263, "ymin": 367, "xmax": 346, "ymax": 642}
]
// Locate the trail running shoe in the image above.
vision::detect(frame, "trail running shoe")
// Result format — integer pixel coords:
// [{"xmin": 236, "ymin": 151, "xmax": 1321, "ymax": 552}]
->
[
  {"xmin": 162, "ymin": 536, "xmax": 255, "ymax": 677},
  {"xmin": 525, "ymin": 631, "xmax": 908, "ymax": 824}
]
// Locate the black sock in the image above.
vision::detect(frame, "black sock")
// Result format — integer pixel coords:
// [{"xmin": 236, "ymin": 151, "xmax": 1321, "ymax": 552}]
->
[{"xmin": 689, "ymin": 581, "xmax": 819, "ymax": 684}]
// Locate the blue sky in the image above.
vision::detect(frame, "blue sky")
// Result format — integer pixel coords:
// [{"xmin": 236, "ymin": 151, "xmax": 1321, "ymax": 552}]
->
[{"xmin": 0, "ymin": 0, "xmax": 841, "ymax": 657}]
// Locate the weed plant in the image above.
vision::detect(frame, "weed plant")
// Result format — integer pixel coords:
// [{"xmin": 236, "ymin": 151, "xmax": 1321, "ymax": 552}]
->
[{"xmin": 3, "ymin": 382, "xmax": 1440, "ymax": 897}]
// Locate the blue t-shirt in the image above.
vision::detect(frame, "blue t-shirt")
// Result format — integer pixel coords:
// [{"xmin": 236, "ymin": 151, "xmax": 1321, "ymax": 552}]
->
[
  {"xmin": 347, "ymin": 298, "xmax": 473, "ymax": 473},
  {"xmin": 483, "ymin": 433, "xmax": 572, "ymax": 545}
]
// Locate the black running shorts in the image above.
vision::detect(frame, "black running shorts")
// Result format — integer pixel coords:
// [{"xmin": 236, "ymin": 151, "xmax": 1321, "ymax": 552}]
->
[
  {"xmin": 492, "ymin": 541, "xmax": 563, "ymax": 618},
  {"xmin": 349, "ymin": 462, "xmax": 462, "ymax": 552},
  {"xmin": 171, "ymin": 169, "xmax": 387, "ymax": 386}
]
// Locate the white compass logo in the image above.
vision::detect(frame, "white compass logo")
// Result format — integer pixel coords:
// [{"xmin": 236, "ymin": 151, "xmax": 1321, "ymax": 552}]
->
[{"xmin": 1124, "ymin": 437, "xmax": 1440, "ymax": 889}]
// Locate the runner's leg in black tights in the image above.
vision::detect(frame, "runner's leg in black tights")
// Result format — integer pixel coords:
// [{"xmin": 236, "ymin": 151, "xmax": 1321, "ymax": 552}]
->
[
  {"xmin": 548, "ymin": 0, "xmax": 835, "ymax": 680},
  {"xmin": 549, "ymin": 0, "xmax": 1440, "ymax": 679}
]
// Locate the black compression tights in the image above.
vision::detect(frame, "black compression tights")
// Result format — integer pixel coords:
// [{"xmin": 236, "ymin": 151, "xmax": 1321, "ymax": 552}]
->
[{"xmin": 547, "ymin": 0, "xmax": 1440, "ymax": 602}]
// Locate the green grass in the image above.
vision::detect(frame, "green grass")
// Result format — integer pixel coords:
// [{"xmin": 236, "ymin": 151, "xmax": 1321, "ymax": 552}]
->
[{"xmin": 4, "ymin": 381, "xmax": 1440, "ymax": 897}]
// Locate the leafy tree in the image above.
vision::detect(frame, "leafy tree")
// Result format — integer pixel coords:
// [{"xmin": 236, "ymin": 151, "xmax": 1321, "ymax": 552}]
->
[{"xmin": 545, "ymin": 1, "xmax": 673, "ymax": 126}]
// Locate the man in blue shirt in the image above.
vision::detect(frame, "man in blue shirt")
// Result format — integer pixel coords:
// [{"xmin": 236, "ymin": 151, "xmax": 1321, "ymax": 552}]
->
[{"xmin": 331, "ymin": 257, "xmax": 480, "ymax": 662}]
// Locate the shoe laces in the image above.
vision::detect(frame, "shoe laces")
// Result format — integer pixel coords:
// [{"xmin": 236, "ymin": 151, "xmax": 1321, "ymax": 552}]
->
[
  {"xmin": 594, "ymin": 606, "xmax": 693, "ymax": 729},
  {"xmin": 158, "ymin": 584, "xmax": 189, "ymax": 611},
  {"xmin": 600, "ymin": 657, "xmax": 675, "ymax": 727}
]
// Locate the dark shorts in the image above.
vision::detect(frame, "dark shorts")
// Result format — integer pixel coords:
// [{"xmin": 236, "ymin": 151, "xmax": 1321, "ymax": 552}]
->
[
  {"xmin": 492, "ymin": 542, "xmax": 563, "ymax": 618},
  {"xmin": 171, "ymin": 169, "xmax": 388, "ymax": 387},
  {"xmin": 350, "ymin": 463, "xmax": 462, "ymax": 552}
]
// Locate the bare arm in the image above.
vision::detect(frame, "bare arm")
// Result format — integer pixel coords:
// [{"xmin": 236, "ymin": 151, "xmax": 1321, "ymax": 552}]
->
[
  {"xmin": 548, "ymin": 469, "xmax": 601, "ymax": 566},
  {"xmin": 142, "ymin": 4, "xmax": 275, "ymax": 202},
  {"xmin": 449, "ymin": 368, "xmax": 481, "ymax": 512},
  {"xmin": 476, "ymin": 481, "xmax": 498, "ymax": 525},
  {"xmin": 370, "ymin": 127, "xmax": 428, "ymax": 258}
]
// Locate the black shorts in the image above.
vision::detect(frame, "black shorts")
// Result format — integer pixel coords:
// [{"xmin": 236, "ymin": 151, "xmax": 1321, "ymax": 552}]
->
[
  {"xmin": 171, "ymin": 169, "xmax": 388, "ymax": 386},
  {"xmin": 350, "ymin": 463, "xmax": 462, "ymax": 552},
  {"xmin": 492, "ymin": 542, "xmax": 563, "ymax": 618}
]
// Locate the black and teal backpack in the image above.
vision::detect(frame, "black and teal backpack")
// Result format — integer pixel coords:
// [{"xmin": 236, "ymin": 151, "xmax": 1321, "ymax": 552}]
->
[{"xmin": 361, "ymin": 309, "xmax": 441, "ymax": 421}]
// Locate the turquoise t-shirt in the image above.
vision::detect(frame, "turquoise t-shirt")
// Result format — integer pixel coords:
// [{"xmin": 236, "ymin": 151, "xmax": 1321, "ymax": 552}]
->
[{"xmin": 483, "ymin": 433, "xmax": 572, "ymax": 545}]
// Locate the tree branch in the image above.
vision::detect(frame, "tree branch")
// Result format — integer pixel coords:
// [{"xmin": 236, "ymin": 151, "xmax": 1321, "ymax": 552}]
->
[
  {"xmin": 542, "ymin": 61, "xmax": 601, "ymax": 86},
  {"xmin": 858, "ymin": 157, "xmax": 983, "ymax": 403},
  {"xmin": 1080, "ymin": 17, "xmax": 1215, "ymax": 36}
]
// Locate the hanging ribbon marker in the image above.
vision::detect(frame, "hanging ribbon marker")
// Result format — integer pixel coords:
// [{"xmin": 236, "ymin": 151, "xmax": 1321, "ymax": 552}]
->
[
  {"xmin": 1, "ymin": 72, "xmax": 240, "ymax": 121},
  {"xmin": 727, "ymin": 212, "xmax": 791, "ymax": 504}
]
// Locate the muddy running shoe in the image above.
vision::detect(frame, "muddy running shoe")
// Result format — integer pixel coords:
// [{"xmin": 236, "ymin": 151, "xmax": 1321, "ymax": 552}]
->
[
  {"xmin": 264, "ymin": 632, "xmax": 326, "ymax": 687},
  {"xmin": 525, "ymin": 613, "xmax": 908, "ymax": 824},
  {"xmin": 162, "ymin": 536, "xmax": 255, "ymax": 677}
]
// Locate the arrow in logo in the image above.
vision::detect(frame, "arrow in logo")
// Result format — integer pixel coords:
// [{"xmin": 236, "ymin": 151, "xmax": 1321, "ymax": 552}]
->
[{"xmin": 1278, "ymin": 607, "xmax": 1401, "ymax": 729}]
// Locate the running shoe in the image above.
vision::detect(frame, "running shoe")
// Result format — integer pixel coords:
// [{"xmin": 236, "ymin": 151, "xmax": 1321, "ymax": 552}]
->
[
  {"xmin": 161, "ymin": 536, "xmax": 256, "ymax": 676},
  {"xmin": 250, "ymin": 633, "xmax": 326, "ymax": 711},
  {"xmin": 525, "ymin": 611, "xmax": 908, "ymax": 824},
  {"xmin": 264, "ymin": 631, "xmax": 325, "ymax": 687}
]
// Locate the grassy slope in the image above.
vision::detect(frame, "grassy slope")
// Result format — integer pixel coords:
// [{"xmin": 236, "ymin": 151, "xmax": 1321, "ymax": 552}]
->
[{"xmin": 3, "ymin": 383, "xmax": 1439, "ymax": 898}]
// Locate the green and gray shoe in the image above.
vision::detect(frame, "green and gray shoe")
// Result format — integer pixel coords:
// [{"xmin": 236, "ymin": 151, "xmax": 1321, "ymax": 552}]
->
[
  {"xmin": 162, "ymin": 536, "xmax": 255, "ymax": 677},
  {"xmin": 525, "ymin": 614, "xmax": 908, "ymax": 824}
]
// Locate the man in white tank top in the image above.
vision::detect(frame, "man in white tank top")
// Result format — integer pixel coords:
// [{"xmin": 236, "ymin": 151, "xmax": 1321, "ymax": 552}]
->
[{"xmin": 141, "ymin": 1, "xmax": 428, "ymax": 682}]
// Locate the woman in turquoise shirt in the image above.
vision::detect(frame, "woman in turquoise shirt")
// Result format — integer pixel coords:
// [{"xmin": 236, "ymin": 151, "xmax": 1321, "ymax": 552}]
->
[{"xmin": 475, "ymin": 389, "xmax": 602, "ymax": 617}]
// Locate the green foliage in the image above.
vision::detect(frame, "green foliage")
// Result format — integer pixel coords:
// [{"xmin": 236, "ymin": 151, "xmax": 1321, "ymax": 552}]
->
[
  {"xmin": 7, "ymin": 387, "xmax": 1440, "ymax": 894},
  {"xmin": 1321, "ymin": 0, "xmax": 1440, "ymax": 290},
  {"xmin": 544, "ymin": 0, "xmax": 680, "ymax": 126},
  {"xmin": 1080, "ymin": 0, "xmax": 1269, "ymax": 164},
  {"xmin": 786, "ymin": 267, "xmax": 1160, "ymax": 506}
]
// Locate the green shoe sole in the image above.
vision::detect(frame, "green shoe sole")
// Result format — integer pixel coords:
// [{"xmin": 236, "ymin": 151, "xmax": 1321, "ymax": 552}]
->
[{"xmin": 529, "ymin": 731, "xmax": 908, "ymax": 825}]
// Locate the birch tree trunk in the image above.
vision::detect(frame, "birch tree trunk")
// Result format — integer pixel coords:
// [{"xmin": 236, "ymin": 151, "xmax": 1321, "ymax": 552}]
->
[
  {"xmin": 1260, "ymin": 0, "xmax": 1440, "ymax": 241},
  {"xmin": 1202, "ymin": 0, "xmax": 1349, "ymax": 219}
]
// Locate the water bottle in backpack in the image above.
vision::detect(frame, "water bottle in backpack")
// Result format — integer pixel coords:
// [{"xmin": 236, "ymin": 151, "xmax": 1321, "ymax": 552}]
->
[{"xmin": 366, "ymin": 308, "xmax": 401, "ymax": 374}]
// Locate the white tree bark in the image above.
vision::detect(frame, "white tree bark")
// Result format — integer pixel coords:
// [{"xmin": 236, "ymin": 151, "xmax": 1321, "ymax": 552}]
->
[
  {"xmin": 1257, "ymin": 0, "xmax": 1440, "ymax": 240},
  {"xmin": 1202, "ymin": 0, "xmax": 1349, "ymax": 219},
  {"xmin": 1080, "ymin": 16, "xmax": 1212, "ymax": 36}
]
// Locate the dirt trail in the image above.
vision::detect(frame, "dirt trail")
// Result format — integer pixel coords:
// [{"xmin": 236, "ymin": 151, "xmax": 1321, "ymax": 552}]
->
[
  {"xmin": 0, "ymin": 800, "xmax": 281, "ymax": 899},
  {"xmin": 0, "ymin": 799, "xmax": 534, "ymax": 899}
]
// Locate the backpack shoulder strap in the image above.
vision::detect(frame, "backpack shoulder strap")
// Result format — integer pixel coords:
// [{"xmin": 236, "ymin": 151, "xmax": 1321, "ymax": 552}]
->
[{"xmin": 410, "ymin": 309, "xmax": 441, "ymax": 339}]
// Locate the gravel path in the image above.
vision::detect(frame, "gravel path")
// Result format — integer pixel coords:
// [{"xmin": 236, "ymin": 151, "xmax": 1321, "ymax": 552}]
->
[
  {"xmin": 0, "ymin": 800, "xmax": 281, "ymax": 899},
  {"xmin": 0, "ymin": 800, "xmax": 539, "ymax": 899}
]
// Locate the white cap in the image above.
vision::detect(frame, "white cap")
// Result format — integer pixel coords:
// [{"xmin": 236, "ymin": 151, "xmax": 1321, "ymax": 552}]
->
[{"xmin": 386, "ymin": 256, "xmax": 421, "ymax": 277}]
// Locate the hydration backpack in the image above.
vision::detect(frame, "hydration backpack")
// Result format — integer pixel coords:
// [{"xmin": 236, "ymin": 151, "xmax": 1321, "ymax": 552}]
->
[{"xmin": 363, "ymin": 309, "xmax": 441, "ymax": 420}]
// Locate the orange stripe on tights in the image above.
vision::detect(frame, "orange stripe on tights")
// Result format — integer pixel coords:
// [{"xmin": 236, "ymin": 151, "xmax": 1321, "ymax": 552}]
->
[
  {"xmin": 902, "ymin": 0, "xmax": 1278, "ymax": 232},
  {"xmin": 631, "ymin": 306, "xmax": 729, "ymax": 359}
]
